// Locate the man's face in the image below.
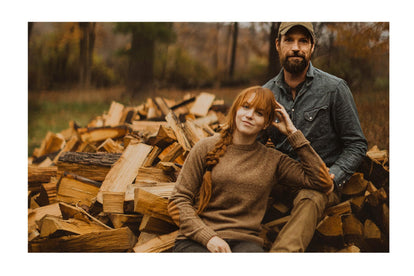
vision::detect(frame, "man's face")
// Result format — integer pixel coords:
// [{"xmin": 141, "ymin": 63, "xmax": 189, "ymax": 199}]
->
[{"xmin": 276, "ymin": 26, "xmax": 315, "ymax": 75}]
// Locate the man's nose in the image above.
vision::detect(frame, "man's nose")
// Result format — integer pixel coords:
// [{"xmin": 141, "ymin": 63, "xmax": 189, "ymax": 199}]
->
[{"xmin": 291, "ymin": 41, "xmax": 300, "ymax": 51}]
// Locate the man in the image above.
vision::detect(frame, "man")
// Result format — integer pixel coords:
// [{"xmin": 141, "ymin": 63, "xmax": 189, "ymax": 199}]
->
[{"xmin": 261, "ymin": 22, "xmax": 367, "ymax": 252}]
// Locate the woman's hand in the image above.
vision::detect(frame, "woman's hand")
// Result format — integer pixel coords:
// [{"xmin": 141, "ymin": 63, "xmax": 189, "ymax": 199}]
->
[
  {"xmin": 272, "ymin": 101, "xmax": 297, "ymax": 136},
  {"xmin": 326, "ymin": 172, "xmax": 335, "ymax": 195},
  {"xmin": 206, "ymin": 236, "xmax": 232, "ymax": 253}
]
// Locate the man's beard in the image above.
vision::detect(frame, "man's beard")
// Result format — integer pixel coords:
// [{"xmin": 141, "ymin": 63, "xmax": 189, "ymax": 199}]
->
[{"xmin": 280, "ymin": 54, "xmax": 309, "ymax": 75}]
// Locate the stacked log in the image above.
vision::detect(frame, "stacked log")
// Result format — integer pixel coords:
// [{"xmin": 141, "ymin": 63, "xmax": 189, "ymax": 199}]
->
[
  {"xmin": 28, "ymin": 92, "xmax": 389, "ymax": 252},
  {"xmin": 261, "ymin": 145, "xmax": 389, "ymax": 252}
]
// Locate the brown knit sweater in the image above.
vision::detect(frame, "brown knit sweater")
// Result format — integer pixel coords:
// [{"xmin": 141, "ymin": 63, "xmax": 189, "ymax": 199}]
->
[{"xmin": 168, "ymin": 130, "xmax": 332, "ymax": 247}]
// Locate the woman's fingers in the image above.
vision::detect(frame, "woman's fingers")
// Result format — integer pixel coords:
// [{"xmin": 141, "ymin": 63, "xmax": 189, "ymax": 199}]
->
[{"xmin": 207, "ymin": 236, "xmax": 232, "ymax": 253}]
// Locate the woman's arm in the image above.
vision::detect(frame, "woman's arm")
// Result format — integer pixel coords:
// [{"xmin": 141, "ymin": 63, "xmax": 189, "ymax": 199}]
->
[
  {"xmin": 167, "ymin": 138, "xmax": 221, "ymax": 248},
  {"xmin": 272, "ymin": 102, "xmax": 333, "ymax": 193}
]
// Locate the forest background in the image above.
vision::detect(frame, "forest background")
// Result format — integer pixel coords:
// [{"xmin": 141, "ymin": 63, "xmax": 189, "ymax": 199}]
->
[{"xmin": 28, "ymin": 22, "xmax": 389, "ymax": 157}]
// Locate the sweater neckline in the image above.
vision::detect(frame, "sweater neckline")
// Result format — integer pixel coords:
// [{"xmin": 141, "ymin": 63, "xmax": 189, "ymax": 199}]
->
[{"xmin": 229, "ymin": 141, "xmax": 259, "ymax": 151}]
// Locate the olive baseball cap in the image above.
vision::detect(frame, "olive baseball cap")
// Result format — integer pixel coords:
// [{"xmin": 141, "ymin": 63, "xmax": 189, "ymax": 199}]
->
[{"xmin": 278, "ymin": 22, "xmax": 315, "ymax": 42}]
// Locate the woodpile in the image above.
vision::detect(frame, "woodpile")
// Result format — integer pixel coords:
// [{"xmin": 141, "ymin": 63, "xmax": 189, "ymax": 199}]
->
[
  {"xmin": 28, "ymin": 92, "xmax": 225, "ymax": 252},
  {"xmin": 261, "ymin": 145, "xmax": 389, "ymax": 252},
  {"xmin": 28, "ymin": 92, "xmax": 389, "ymax": 252}
]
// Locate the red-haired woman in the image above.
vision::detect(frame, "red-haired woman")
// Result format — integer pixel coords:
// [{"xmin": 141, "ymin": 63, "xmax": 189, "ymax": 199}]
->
[{"xmin": 168, "ymin": 86, "xmax": 333, "ymax": 252}]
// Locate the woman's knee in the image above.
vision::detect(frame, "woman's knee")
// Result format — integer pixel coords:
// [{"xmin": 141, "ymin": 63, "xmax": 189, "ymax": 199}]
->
[
  {"xmin": 228, "ymin": 240, "xmax": 265, "ymax": 252},
  {"xmin": 173, "ymin": 239, "xmax": 210, "ymax": 252}
]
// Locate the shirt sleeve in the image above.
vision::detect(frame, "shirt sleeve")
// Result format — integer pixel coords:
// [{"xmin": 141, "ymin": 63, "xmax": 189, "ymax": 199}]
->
[
  {"xmin": 275, "ymin": 130, "xmax": 333, "ymax": 193},
  {"xmin": 330, "ymin": 80, "xmax": 368, "ymax": 189},
  {"xmin": 167, "ymin": 139, "xmax": 218, "ymax": 246}
]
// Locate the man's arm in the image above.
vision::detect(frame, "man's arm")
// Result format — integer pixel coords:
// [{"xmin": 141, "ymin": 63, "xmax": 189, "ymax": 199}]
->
[{"xmin": 329, "ymin": 80, "xmax": 368, "ymax": 189}]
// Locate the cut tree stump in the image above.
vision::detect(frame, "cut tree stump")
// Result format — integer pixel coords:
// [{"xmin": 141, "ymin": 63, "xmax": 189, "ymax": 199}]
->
[
  {"xmin": 189, "ymin": 92, "xmax": 216, "ymax": 117},
  {"xmin": 38, "ymin": 215, "xmax": 109, "ymax": 238},
  {"xmin": 133, "ymin": 230, "xmax": 178, "ymax": 253},
  {"xmin": 108, "ymin": 213, "xmax": 142, "ymax": 236},
  {"xmin": 28, "ymin": 165, "xmax": 57, "ymax": 184},
  {"xmin": 105, "ymin": 101, "xmax": 125, "ymax": 127},
  {"xmin": 57, "ymin": 152, "xmax": 121, "ymax": 181},
  {"xmin": 102, "ymin": 192, "xmax": 126, "ymax": 213},
  {"xmin": 165, "ymin": 111, "xmax": 192, "ymax": 152},
  {"xmin": 30, "ymin": 227, "xmax": 137, "ymax": 252},
  {"xmin": 78, "ymin": 125, "xmax": 130, "ymax": 143},
  {"xmin": 315, "ymin": 215, "xmax": 344, "ymax": 248},
  {"xmin": 97, "ymin": 138, "xmax": 124, "ymax": 153},
  {"xmin": 325, "ymin": 200, "xmax": 352, "ymax": 217},
  {"xmin": 97, "ymin": 143, "xmax": 152, "ymax": 204},
  {"xmin": 363, "ymin": 219, "xmax": 386, "ymax": 251},
  {"xmin": 342, "ymin": 214, "xmax": 364, "ymax": 247},
  {"xmin": 56, "ymin": 172, "xmax": 101, "ymax": 207},
  {"xmin": 33, "ymin": 132, "xmax": 66, "ymax": 158},
  {"xmin": 139, "ymin": 214, "xmax": 178, "ymax": 234},
  {"xmin": 134, "ymin": 188, "xmax": 173, "ymax": 224},
  {"xmin": 342, "ymin": 173, "xmax": 368, "ymax": 198}
]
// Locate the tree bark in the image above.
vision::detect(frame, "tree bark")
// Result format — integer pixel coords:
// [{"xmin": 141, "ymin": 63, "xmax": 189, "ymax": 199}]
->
[
  {"xmin": 127, "ymin": 31, "xmax": 155, "ymax": 95},
  {"xmin": 229, "ymin": 22, "xmax": 238, "ymax": 79},
  {"xmin": 267, "ymin": 22, "xmax": 280, "ymax": 79},
  {"xmin": 79, "ymin": 22, "xmax": 96, "ymax": 88}
]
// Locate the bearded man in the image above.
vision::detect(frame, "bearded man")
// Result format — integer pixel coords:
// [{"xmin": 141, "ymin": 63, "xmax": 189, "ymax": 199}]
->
[{"xmin": 261, "ymin": 22, "xmax": 367, "ymax": 252}]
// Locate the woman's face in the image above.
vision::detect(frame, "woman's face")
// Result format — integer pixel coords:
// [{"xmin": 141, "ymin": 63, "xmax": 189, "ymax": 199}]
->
[{"xmin": 234, "ymin": 93, "xmax": 266, "ymax": 138}]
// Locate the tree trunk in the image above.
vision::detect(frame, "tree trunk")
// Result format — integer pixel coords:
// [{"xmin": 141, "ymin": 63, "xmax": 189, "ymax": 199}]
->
[
  {"xmin": 127, "ymin": 31, "xmax": 155, "ymax": 95},
  {"xmin": 229, "ymin": 22, "xmax": 238, "ymax": 79},
  {"xmin": 267, "ymin": 22, "xmax": 280, "ymax": 79},
  {"xmin": 79, "ymin": 22, "xmax": 96, "ymax": 88},
  {"xmin": 28, "ymin": 22, "xmax": 34, "ymax": 42},
  {"xmin": 213, "ymin": 23, "xmax": 221, "ymax": 88}
]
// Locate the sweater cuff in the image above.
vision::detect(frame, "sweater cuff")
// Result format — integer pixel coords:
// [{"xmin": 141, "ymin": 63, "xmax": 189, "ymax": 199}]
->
[
  {"xmin": 196, "ymin": 227, "xmax": 218, "ymax": 247},
  {"xmin": 287, "ymin": 130, "xmax": 309, "ymax": 150}
]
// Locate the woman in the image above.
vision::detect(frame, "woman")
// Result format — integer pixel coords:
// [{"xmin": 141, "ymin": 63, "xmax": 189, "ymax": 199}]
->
[{"xmin": 167, "ymin": 86, "xmax": 333, "ymax": 252}]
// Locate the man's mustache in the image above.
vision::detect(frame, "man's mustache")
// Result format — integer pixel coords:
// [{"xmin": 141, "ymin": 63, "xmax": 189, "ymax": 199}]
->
[{"xmin": 288, "ymin": 53, "xmax": 305, "ymax": 58}]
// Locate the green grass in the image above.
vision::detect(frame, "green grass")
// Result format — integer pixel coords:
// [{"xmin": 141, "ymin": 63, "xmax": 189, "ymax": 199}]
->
[{"xmin": 28, "ymin": 100, "xmax": 110, "ymax": 155}]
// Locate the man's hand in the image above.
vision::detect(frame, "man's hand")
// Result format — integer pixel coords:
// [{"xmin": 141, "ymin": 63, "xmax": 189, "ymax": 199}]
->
[{"xmin": 206, "ymin": 236, "xmax": 232, "ymax": 253}]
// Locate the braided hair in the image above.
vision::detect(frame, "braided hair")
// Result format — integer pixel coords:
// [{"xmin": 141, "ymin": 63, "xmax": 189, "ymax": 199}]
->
[{"xmin": 196, "ymin": 86, "xmax": 277, "ymax": 214}]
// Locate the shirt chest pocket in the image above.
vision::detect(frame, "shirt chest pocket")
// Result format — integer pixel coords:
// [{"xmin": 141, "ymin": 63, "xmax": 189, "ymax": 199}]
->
[{"xmin": 303, "ymin": 105, "xmax": 329, "ymax": 138}]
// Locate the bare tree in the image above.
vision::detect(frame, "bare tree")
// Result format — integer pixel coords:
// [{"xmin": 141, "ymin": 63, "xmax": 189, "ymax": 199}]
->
[
  {"xmin": 229, "ymin": 22, "xmax": 238, "ymax": 79},
  {"xmin": 79, "ymin": 22, "xmax": 96, "ymax": 88},
  {"xmin": 267, "ymin": 22, "xmax": 280, "ymax": 78}
]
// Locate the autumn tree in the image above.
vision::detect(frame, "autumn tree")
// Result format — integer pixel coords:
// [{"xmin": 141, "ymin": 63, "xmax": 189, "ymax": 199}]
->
[
  {"xmin": 318, "ymin": 22, "xmax": 389, "ymax": 91},
  {"xmin": 114, "ymin": 22, "xmax": 175, "ymax": 95}
]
